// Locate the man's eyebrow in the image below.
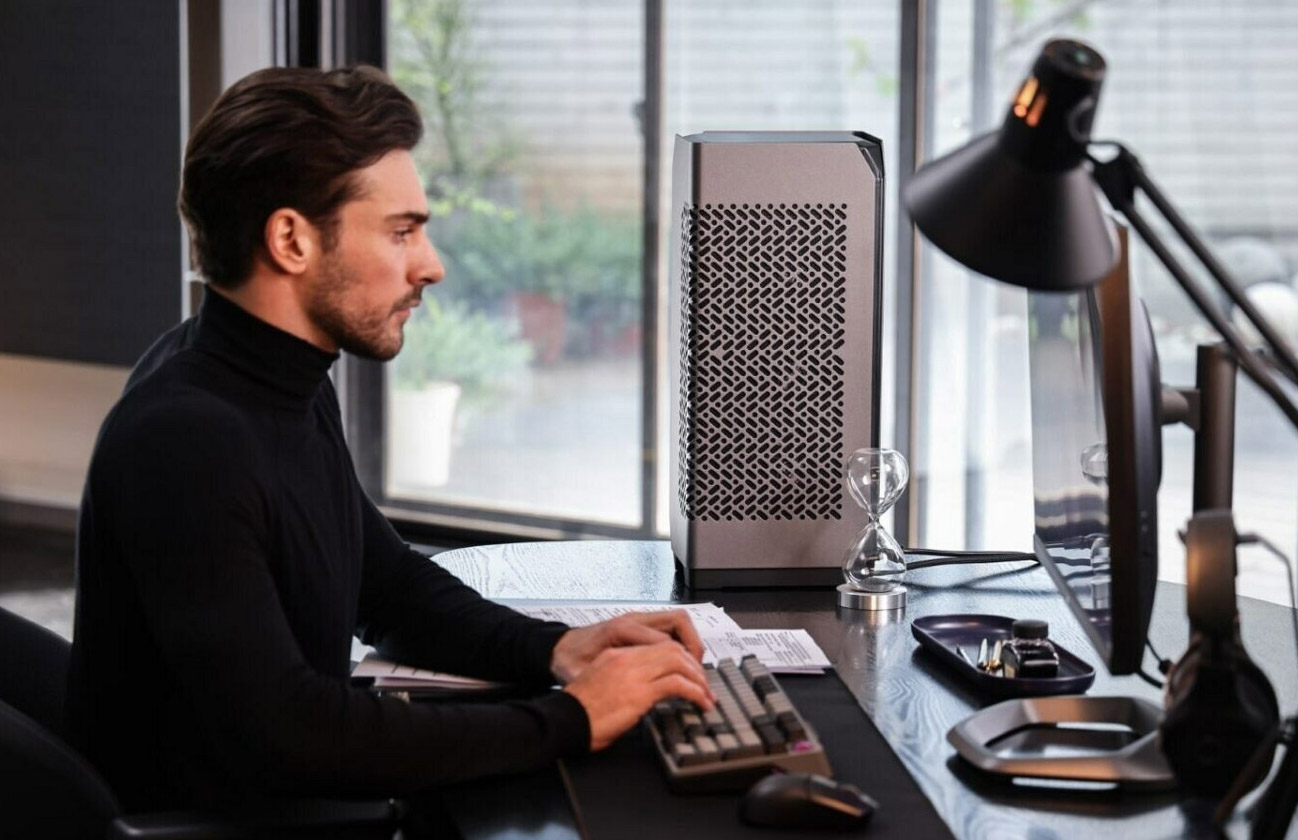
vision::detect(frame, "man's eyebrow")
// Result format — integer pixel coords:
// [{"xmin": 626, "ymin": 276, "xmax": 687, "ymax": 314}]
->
[{"xmin": 385, "ymin": 211, "xmax": 430, "ymax": 225}]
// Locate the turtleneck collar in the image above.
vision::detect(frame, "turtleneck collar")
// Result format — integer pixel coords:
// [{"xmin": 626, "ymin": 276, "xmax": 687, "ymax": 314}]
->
[{"xmin": 192, "ymin": 287, "xmax": 339, "ymax": 405}]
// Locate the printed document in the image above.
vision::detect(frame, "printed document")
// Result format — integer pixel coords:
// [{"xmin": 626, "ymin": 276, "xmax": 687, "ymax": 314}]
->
[
  {"xmin": 352, "ymin": 655, "xmax": 501, "ymax": 692},
  {"xmin": 700, "ymin": 629, "xmax": 830, "ymax": 673},
  {"xmin": 512, "ymin": 601, "xmax": 742, "ymax": 634},
  {"xmin": 512, "ymin": 602, "xmax": 830, "ymax": 674}
]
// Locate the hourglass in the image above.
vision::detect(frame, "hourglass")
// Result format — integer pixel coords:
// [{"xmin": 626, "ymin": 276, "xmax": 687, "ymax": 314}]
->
[{"xmin": 838, "ymin": 448, "xmax": 910, "ymax": 611}]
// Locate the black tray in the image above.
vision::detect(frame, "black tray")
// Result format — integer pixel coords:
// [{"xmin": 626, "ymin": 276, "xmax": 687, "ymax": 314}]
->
[{"xmin": 911, "ymin": 614, "xmax": 1096, "ymax": 698}]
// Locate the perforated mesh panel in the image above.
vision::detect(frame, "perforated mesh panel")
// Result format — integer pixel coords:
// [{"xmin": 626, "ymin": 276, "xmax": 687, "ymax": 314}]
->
[{"xmin": 677, "ymin": 203, "xmax": 848, "ymax": 521}]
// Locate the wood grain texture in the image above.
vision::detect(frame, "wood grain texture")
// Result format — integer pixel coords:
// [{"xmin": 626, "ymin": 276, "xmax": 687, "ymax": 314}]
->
[{"xmin": 433, "ymin": 540, "xmax": 1298, "ymax": 839}]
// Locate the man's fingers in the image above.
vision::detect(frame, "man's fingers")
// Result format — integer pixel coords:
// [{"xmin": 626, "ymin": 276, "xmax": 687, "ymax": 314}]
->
[
  {"xmin": 650, "ymin": 673, "xmax": 713, "ymax": 710},
  {"xmin": 606, "ymin": 618, "xmax": 675, "ymax": 648},
  {"xmin": 623, "ymin": 610, "xmax": 706, "ymax": 661},
  {"xmin": 650, "ymin": 640, "xmax": 710, "ymax": 685},
  {"xmin": 627, "ymin": 642, "xmax": 714, "ymax": 705}
]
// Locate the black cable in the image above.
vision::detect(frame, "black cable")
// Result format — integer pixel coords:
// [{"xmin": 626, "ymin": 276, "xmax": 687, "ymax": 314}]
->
[
  {"xmin": 1146, "ymin": 637, "xmax": 1173, "ymax": 676},
  {"xmin": 1135, "ymin": 667, "xmax": 1165, "ymax": 689},
  {"xmin": 850, "ymin": 549, "xmax": 1039, "ymax": 579},
  {"xmin": 853, "ymin": 555, "xmax": 1037, "ymax": 578},
  {"xmin": 906, "ymin": 554, "xmax": 1038, "ymax": 571},
  {"xmin": 1238, "ymin": 532, "xmax": 1298, "ymax": 679},
  {"xmin": 904, "ymin": 548, "xmax": 1036, "ymax": 560}
]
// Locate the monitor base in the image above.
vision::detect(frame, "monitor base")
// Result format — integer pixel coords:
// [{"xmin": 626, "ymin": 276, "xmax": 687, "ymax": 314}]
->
[{"xmin": 947, "ymin": 695, "xmax": 1175, "ymax": 791}]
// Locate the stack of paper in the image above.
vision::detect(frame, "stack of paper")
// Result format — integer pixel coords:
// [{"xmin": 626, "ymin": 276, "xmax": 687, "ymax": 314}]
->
[
  {"xmin": 351, "ymin": 655, "xmax": 502, "ymax": 693},
  {"xmin": 512, "ymin": 602, "xmax": 831, "ymax": 674},
  {"xmin": 697, "ymin": 628, "xmax": 829, "ymax": 675},
  {"xmin": 511, "ymin": 601, "xmax": 737, "ymax": 636}
]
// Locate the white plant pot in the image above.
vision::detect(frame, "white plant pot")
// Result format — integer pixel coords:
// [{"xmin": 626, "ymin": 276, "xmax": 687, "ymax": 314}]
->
[{"xmin": 387, "ymin": 382, "xmax": 462, "ymax": 490}]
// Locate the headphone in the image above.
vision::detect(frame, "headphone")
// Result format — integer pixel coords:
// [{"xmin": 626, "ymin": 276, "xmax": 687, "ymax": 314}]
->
[{"xmin": 1159, "ymin": 509, "xmax": 1280, "ymax": 798}]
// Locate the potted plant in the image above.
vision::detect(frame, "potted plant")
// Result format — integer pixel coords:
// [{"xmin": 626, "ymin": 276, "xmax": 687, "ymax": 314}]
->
[
  {"xmin": 388, "ymin": 299, "xmax": 531, "ymax": 489},
  {"xmin": 433, "ymin": 203, "xmax": 641, "ymax": 363}
]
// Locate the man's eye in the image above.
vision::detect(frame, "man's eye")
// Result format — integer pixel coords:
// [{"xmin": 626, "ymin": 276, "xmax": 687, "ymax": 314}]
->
[{"xmin": 394, "ymin": 228, "xmax": 413, "ymax": 241}]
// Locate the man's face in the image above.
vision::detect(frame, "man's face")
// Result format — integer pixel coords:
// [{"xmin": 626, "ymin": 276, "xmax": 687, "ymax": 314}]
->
[{"xmin": 303, "ymin": 150, "xmax": 443, "ymax": 360}]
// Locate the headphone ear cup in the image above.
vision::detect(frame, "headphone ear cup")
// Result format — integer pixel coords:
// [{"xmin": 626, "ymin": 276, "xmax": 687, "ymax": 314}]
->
[
  {"xmin": 1161, "ymin": 511, "xmax": 1281, "ymax": 798},
  {"xmin": 1158, "ymin": 635, "xmax": 1201, "ymax": 787},
  {"xmin": 1161, "ymin": 635, "xmax": 1199, "ymax": 702},
  {"xmin": 1159, "ymin": 636, "xmax": 1279, "ymax": 797},
  {"xmin": 1232, "ymin": 651, "xmax": 1282, "ymax": 789}
]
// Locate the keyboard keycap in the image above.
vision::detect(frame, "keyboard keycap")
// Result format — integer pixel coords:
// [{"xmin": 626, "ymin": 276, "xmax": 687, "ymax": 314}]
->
[
  {"xmin": 680, "ymin": 711, "xmax": 705, "ymax": 738},
  {"xmin": 777, "ymin": 711, "xmax": 807, "ymax": 741},
  {"xmin": 692, "ymin": 734, "xmax": 721, "ymax": 763},
  {"xmin": 714, "ymin": 732, "xmax": 741, "ymax": 756},
  {"xmin": 756, "ymin": 722, "xmax": 786, "ymax": 752},
  {"xmin": 736, "ymin": 729, "xmax": 765, "ymax": 755},
  {"xmin": 753, "ymin": 675, "xmax": 780, "ymax": 700},
  {"xmin": 661, "ymin": 715, "xmax": 686, "ymax": 748},
  {"xmin": 672, "ymin": 742, "xmax": 701, "ymax": 766},
  {"xmin": 764, "ymin": 695, "xmax": 794, "ymax": 717}
]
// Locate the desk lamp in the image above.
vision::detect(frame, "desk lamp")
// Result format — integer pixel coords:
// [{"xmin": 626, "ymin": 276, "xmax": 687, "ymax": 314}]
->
[{"xmin": 905, "ymin": 38, "xmax": 1298, "ymax": 837}]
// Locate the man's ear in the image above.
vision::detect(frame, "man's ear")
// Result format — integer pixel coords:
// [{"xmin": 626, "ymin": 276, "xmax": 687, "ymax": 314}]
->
[{"xmin": 263, "ymin": 208, "xmax": 320, "ymax": 276}]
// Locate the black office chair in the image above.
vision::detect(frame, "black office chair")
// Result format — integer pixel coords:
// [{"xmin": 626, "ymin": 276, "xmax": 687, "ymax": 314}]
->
[{"xmin": 0, "ymin": 605, "xmax": 404, "ymax": 839}]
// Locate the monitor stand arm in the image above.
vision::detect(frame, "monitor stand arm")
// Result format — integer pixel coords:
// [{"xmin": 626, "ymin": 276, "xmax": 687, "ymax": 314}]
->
[
  {"xmin": 1190, "ymin": 344, "xmax": 1237, "ymax": 512},
  {"xmin": 1090, "ymin": 143, "xmax": 1298, "ymax": 429},
  {"xmin": 1160, "ymin": 342, "xmax": 1238, "ymax": 513}
]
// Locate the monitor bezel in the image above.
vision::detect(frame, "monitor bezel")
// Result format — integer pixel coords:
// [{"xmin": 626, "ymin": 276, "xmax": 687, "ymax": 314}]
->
[{"xmin": 1030, "ymin": 229, "xmax": 1160, "ymax": 675}]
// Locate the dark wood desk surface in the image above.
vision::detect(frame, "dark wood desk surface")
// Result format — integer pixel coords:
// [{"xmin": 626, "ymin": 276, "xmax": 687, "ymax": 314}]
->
[{"xmin": 434, "ymin": 540, "xmax": 1298, "ymax": 840}]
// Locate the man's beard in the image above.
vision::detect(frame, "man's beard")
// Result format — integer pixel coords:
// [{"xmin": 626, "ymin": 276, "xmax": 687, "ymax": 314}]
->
[{"xmin": 306, "ymin": 251, "xmax": 412, "ymax": 361}]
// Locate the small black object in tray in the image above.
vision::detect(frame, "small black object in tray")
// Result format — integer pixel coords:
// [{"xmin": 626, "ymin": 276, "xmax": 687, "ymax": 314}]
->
[{"xmin": 911, "ymin": 614, "xmax": 1095, "ymax": 698}]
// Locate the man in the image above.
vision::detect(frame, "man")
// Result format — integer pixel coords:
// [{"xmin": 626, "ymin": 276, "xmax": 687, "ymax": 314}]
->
[{"xmin": 66, "ymin": 65, "xmax": 713, "ymax": 813}]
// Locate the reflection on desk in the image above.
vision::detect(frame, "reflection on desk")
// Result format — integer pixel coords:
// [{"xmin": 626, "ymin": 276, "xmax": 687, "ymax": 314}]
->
[{"xmin": 433, "ymin": 540, "xmax": 1298, "ymax": 840}]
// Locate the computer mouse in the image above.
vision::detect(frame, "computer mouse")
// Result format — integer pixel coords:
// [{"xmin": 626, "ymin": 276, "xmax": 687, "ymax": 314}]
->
[{"xmin": 739, "ymin": 771, "xmax": 877, "ymax": 830}]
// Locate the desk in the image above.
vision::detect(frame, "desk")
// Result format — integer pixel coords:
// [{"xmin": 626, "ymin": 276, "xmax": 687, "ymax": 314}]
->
[{"xmin": 431, "ymin": 540, "xmax": 1298, "ymax": 840}]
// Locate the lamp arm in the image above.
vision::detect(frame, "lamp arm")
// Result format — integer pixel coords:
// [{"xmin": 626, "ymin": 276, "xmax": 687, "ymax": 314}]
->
[
  {"xmin": 1091, "ymin": 143, "xmax": 1298, "ymax": 388},
  {"xmin": 1088, "ymin": 146, "xmax": 1298, "ymax": 431}
]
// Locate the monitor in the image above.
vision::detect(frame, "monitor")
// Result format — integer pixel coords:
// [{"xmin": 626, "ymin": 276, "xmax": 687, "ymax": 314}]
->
[{"xmin": 1026, "ymin": 233, "xmax": 1160, "ymax": 675}]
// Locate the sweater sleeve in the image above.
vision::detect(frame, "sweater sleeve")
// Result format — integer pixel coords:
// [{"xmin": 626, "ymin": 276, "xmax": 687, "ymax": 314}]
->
[
  {"xmin": 97, "ymin": 397, "xmax": 589, "ymax": 799},
  {"xmin": 353, "ymin": 495, "xmax": 572, "ymax": 687}
]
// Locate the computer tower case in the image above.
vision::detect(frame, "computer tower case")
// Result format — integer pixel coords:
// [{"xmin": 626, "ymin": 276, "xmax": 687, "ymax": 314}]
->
[{"xmin": 669, "ymin": 132, "xmax": 884, "ymax": 589}]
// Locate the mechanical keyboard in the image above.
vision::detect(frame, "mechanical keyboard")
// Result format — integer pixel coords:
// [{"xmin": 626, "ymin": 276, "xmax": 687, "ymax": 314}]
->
[{"xmin": 645, "ymin": 655, "xmax": 832, "ymax": 793}]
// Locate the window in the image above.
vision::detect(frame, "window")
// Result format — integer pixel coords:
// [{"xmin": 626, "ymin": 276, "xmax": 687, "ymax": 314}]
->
[
  {"xmin": 384, "ymin": 0, "xmax": 647, "ymax": 531},
  {"xmin": 377, "ymin": 0, "xmax": 901, "ymax": 539}
]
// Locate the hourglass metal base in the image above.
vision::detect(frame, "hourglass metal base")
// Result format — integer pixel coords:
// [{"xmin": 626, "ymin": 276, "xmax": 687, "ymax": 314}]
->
[{"xmin": 837, "ymin": 583, "xmax": 907, "ymax": 611}]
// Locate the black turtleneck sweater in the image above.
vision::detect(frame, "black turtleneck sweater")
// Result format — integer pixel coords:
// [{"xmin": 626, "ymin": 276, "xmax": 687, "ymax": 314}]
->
[{"xmin": 67, "ymin": 290, "xmax": 589, "ymax": 811}]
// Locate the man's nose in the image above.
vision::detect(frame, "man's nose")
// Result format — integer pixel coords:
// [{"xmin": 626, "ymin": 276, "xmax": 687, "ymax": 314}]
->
[{"xmin": 415, "ymin": 238, "xmax": 445, "ymax": 286}]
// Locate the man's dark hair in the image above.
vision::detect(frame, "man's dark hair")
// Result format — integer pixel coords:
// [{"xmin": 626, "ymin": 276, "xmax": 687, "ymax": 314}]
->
[{"xmin": 179, "ymin": 65, "xmax": 423, "ymax": 289}]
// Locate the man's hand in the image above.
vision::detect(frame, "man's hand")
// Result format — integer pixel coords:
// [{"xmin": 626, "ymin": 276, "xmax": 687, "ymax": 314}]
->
[
  {"xmin": 563, "ymin": 641, "xmax": 715, "ymax": 751},
  {"xmin": 549, "ymin": 609, "xmax": 706, "ymax": 683}
]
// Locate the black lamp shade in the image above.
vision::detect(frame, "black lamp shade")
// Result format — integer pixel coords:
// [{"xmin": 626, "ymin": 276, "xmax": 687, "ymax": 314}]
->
[{"xmin": 905, "ymin": 39, "xmax": 1119, "ymax": 291}]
